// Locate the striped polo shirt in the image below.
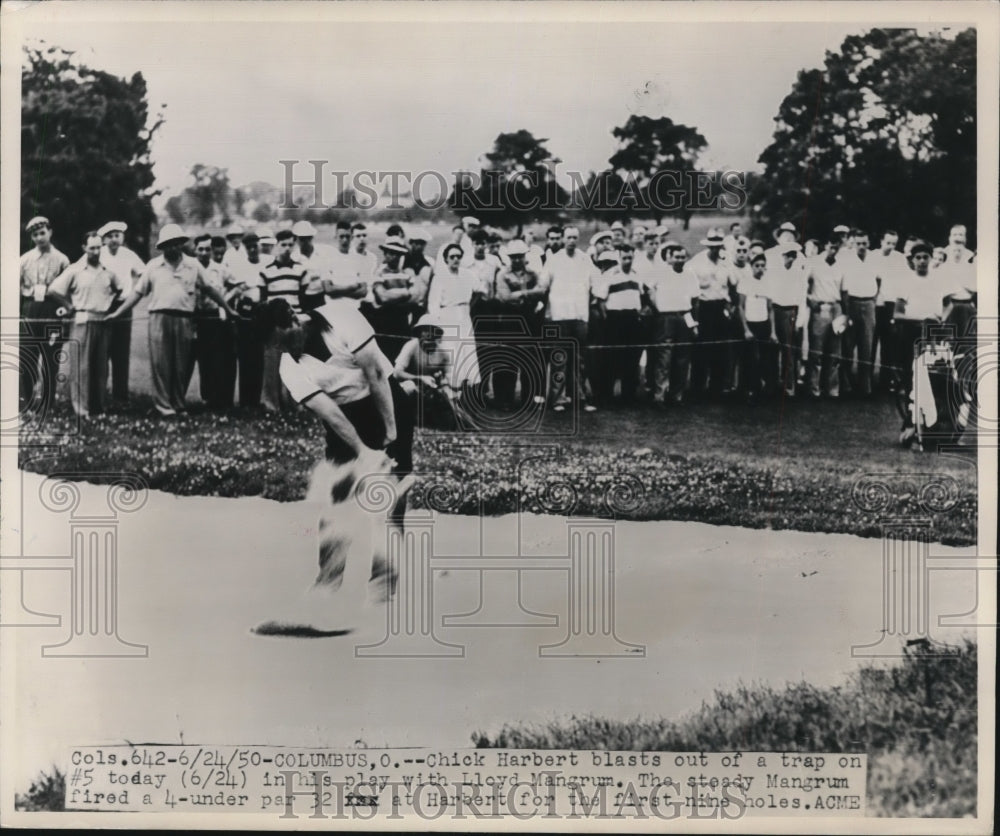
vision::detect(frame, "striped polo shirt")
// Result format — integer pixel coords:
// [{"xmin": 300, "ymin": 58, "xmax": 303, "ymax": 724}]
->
[{"xmin": 261, "ymin": 255, "xmax": 308, "ymax": 313}]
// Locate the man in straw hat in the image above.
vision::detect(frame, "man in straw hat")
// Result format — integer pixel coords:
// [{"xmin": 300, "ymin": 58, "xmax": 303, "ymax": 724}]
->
[
  {"xmin": 20, "ymin": 215, "xmax": 71, "ymax": 408},
  {"xmin": 108, "ymin": 224, "xmax": 237, "ymax": 416},
  {"xmin": 98, "ymin": 220, "xmax": 146, "ymax": 405}
]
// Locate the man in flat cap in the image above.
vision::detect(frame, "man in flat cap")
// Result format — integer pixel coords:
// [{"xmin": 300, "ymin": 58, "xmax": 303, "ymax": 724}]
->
[
  {"xmin": 19, "ymin": 216, "xmax": 70, "ymax": 408},
  {"xmin": 592, "ymin": 243, "xmax": 643, "ymax": 404},
  {"xmin": 98, "ymin": 220, "xmax": 146, "ymax": 405},
  {"xmin": 768, "ymin": 240, "xmax": 807, "ymax": 397},
  {"xmin": 108, "ymin": 224, "xmax": 237, "ymax": 416}
]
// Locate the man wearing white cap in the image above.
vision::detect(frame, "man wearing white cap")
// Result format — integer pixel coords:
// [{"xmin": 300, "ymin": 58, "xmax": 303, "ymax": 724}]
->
[
  {"xmin": 945, "ymin": 224, "xmax": 975, "ymax": 265},
  {"xmin": 687, "ymin": 228, "xmax": 733, "ymax": 398},
  {"xmin": 98, "ymin": 220, "xmax": 146, "ymax": 404},
  {"xmin": 223, "ymin": 223, "xmax": 248, "ymax": 269},
  {"xmin": 610, "ymin": 220, "xmax": 626, "ymax": 248},
  {"xmin": 225, "ymin": 231, "xmax": 267, "ymax": 407},
  {"xmin": 369, "ymin": 236, "xmax": 419, "ymax": 361},
  {"xmin": 804, "ymin": 236, "xmax": 848, "ymax": 398},
  {"xmin": 768, "ymin": 240, "xmax": 806, "ymax": 397},
  {"xmin": 108, "ymin": 224, "xmax": 236, "ymax": 416},
  {"xmin": 257, "ymin": 227, "xmax": 276, "ymax": 257},
  {"xmin": 838, "ymin": 230, "xmax": 880, "ymax": 397},
  {"xmin": 47, "ymin": 232, "xmax": 125, "ymax": 417},
  {"xmin": 586, "ymin": 229, "xmax": 615, "ymax": 265},
  {"xmin": 523, "ymin": 228, "xmax": 546, "ymax": 274},
  {"xmin": 644, "ymin": 242, "xmax": 699, "ymax": 405},
  {"xmin": 19, "ymin": 216, "xmax": 70, "ymax": 407}
]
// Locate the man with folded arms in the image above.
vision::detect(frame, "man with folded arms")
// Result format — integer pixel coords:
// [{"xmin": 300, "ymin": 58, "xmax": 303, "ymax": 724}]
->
[
  {"xmin": 108, "ymin": 224, "xmax": 236, "ymax": 416},
  {"xmin": 370, "ymin": 236, "xmax": 420, "ymax": 362},
  {"xmin": 46, "ymin": 232, "xmax": 123, "ymax": 417}
]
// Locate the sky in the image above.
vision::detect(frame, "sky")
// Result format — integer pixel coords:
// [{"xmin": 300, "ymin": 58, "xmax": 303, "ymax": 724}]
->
[{"xmin": 17, "ymin": 15, "xmax": 909, "ymax": 207}]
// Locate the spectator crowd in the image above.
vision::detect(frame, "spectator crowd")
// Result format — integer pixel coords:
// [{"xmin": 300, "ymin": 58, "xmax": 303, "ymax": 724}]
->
[{"xmin": 19, "ymin": 213, "xmax": 977, "ymax": 439}]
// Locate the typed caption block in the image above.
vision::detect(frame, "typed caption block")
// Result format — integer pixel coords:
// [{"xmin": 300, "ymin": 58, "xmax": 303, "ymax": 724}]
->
[{"xmin": 65, "ymin": 747, "xmax": 866, "ymax": 820}]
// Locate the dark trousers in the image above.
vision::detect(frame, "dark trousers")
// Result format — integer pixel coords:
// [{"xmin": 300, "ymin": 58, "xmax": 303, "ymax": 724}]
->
[
  {"xmin": 692, "ymin": 300, "xmax": 731, "ymax": 395},
  {"xmin": 236, "ymin": 317, "xmax": 264, "ymax": 407},
  {"xmin": 843, "ymin": 297, "xmax": 876, "ymax": 395},
  {"xmin": 66, "ymin": 320, "xmax": 112, "ymax": 416},
  {"xmin": 598, "ymin": 309, "xmax": 642, "ymax": 403},
  {"xmin": 368, "ymin": 306, "xmax": 412, "ymax": 363},
  {"xmin": 475, "ymin": 307, "xmax": 539, "ymax": 406},
  {"xmin": 874, "ymin": 304, "xmax": 895, "ymax": 390},
  {"xmin": 108, "ymin": 311, "xmax": 132, "ymax": 402},
  {"xmin": 546, "ymin": 319, "xmax": 588, "ymax": 406},
  {"xmin": 946, "ymin": 301, "xmax": 976, "ymax": 340},
  {"xmin": 324, "ymin": 377, "xmax": 415, "ymax": 476},
  {"xmin": 773, "ymin": 305, "xmax": 800, "ymax": 395},
  {"xmin": 19, "ymin": 297, "xmax": 65, "ymax": 408},
  {"xmin": 196, "ymin": 316, "xmax": 236, "ymax": 408},
  {"xmin": 742, "ymin": 321, "xmax": 777, "ymax": 398},
  {"xmin": 649, "ymin": 312, "xmax": 694, "ymax": 402}
]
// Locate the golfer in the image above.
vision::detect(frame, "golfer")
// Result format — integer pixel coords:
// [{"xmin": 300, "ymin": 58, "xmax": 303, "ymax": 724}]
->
[{"xmin": 257, "ymin": 297, "xmax": 415, "ymax": 481}]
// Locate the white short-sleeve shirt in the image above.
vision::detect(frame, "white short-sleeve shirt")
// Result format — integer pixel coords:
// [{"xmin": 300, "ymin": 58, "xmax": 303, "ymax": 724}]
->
[{"xmin": 278, "ymin": 301, "xmax": 392, "ymax": 405}]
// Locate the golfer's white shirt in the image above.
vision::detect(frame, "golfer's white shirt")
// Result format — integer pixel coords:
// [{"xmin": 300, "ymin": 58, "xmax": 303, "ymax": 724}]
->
[
  {"xmin": 737, "ymin": 274, "xmax": 773, "ymax": 323},
  {"xmin": 867, "ymin": 249, "xmax": 908, "ymax": 306},
  {"xmin": 279, "ymin": 301, "xmax": 393, "ymax": 405},
  {"xmin": 645, "ymin": 264, "xmax": 699, "ymax": 313},
  {"xmin": 839, "ymin": 251, "xmax": 880, "ymax": 298}
]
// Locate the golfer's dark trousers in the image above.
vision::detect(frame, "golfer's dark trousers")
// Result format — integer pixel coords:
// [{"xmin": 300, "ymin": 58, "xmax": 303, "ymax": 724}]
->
[
  {"xmin": 599, "ymin": 309, "xmax": 642, "ymax": 403},
  {"xmin": 894, "ymin": 318, "xmax": 935, "ymax": 397},
  {"xmin": 323, "ymin": 377, "xmax": 415, "ymax": 477},
  {"xmin": 742, "ymin": 321, "xmax": 777, "ymax": 397},
  {"xmin": 485, "ymin": 307, "xmax": 540, "ymax": 406},
  {"xmin": 692, "ymin": 300, "xmax": 730, "ymax": 396},
  {"xmin": 843, "ymin": 296, "xmax": 877, "ymax": 396}
]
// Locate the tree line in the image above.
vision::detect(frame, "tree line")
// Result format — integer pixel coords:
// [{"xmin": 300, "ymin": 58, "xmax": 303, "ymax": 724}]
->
[{"xmin": 21, "ymin": 27, "xmax": 976, "ymax": 257}]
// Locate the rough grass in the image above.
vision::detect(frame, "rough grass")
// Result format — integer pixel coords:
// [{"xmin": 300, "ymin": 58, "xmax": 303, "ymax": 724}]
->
[
  {"xmin": 19, "ymin": 390, "xmax": 976, "ymax": 544},
  {"xmin": 473, "ymin": 639, "xmax": 978, "ymax": 818}
]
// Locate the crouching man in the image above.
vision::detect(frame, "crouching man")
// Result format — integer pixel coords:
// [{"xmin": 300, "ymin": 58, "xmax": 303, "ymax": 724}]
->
[{"xmin": 257, "ymin": 297, "xmax": 416, "ymax": 610}]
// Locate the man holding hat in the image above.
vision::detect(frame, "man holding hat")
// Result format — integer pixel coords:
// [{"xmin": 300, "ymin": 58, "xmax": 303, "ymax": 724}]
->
[
  {"xmin": 369, "ymin": 235, "xmax": 419, "ymax": 361},
  {"xmin": 46, "ymin": 232, "xmax": 125, "ymax": 417},
  {"xmin": 804, "ymin": 236, "xmax": 848, "ymax": 398},
  {"xmin": 98, "ymin": 220, "xmax": 146, "ymax": 405},
  {"xmin": 644, "ymin": 242, "xmax": 699, "ymax": 405},
  {"xmin": 489, "ymin": 238, "xmax": 547, "ymax": 408},
  {"xmin": 19, "ymin": 216, "xmax": 70, "ymax": 407},
  {"xmin": 108, "ymin": 224, "xmax": 237, "ymax": 416},
  {"xmin": 687, "ymin": 228, "xmax": 734, "ymax": 398}
]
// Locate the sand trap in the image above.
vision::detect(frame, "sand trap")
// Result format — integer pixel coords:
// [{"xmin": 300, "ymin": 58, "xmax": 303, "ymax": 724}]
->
[{"xmin": 3, "ymin": 472, "xmax": 979, "ymax": 790}]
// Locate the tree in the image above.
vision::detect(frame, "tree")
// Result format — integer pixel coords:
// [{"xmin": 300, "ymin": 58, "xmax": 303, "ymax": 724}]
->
[
  {"xmin": 608, "ymin": 115, "xmax": 708, "ymax": 228},
  {"xmin": 449, "ymin": 130, "xmax": 568, "ymax": 231},
  {"xmin": 21, "ymin": 44, "xmax": 164, "ymax": 258},
  {"xmin": 753, "ymin": 28, "xmax": 976, "ymax": 245},
  {"xmin": 186, "ymin": 164, "xmax": 233, "ymax": 227}
]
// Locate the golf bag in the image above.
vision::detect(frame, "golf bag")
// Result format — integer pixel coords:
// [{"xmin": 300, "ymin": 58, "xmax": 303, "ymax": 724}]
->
[{"xmin": 897, "ymin": 340, "xmax": 971, "ymax": 451}]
